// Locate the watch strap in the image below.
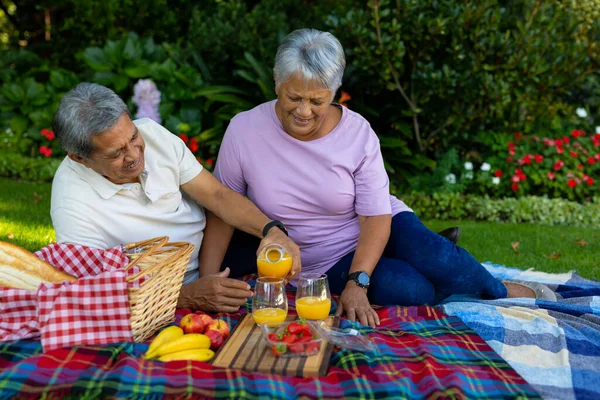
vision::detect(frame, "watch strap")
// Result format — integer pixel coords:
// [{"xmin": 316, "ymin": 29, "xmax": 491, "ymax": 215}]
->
[{"xmin": 262, "ymin": 220, "xmax": 288, "ymax": 238}]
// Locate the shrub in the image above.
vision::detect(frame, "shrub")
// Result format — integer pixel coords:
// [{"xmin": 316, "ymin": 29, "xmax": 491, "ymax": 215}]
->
[
  {"xmin": 0, "ymin": 152, "xmax": 61, "ymax": 182},
  {"xmin": 400, "ymin": 192, "xmax": 600, "ymax": 227}
]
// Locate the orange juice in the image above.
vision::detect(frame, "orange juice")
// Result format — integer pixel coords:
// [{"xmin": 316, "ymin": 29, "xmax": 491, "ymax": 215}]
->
[
  {"xmin": 296, "ymin": 297, "xmax": 331, "ymax": 320},
  {"xmin": 252, "ymin": 307, "xmax": 287, "ymax": 326},
  {"xmin": 257, "ymin": 249, "xmax": 292, "ymax": 278}
]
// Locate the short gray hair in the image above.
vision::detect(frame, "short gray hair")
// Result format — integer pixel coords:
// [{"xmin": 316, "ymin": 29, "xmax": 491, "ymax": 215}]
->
[
  {"xmin": 53, "ymin": 82, "xmax": 131, "ymax": 159},
  {"xmin": 274, "ymin": 29, "xmax": 346, "ymax": 93}
]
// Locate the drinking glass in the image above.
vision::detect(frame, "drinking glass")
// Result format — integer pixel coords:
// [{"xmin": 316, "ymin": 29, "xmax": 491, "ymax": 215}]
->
[
  {"xmin": 252, "ymin": 277, "xmax": 288, "ymax": 327},
  {"xmin": 295, "ymin": 273, "xmax": 331, "ymax": 321}
]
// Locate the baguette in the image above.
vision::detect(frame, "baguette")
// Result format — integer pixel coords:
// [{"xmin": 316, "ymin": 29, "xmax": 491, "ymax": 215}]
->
[{"xmin": 0, "ymin": 241, "xmax": 77, "ymax": 291}]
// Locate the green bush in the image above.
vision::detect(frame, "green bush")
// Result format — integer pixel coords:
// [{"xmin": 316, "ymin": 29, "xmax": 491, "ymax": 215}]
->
[
  {"xmin": 401, "ymin": 192, "xmax": 600, "ymax": 227},
  {"xmin": 0, "ymin": 152, "xmax": 61, "ymax": 182},
  {"xmin": 325, "ymin": 0, "xmax": 600, "ymax": 181}
]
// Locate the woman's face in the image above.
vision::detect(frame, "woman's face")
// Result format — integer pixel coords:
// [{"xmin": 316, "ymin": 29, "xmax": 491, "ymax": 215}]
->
[{"xmin": 275, "ymin": 74, "xmax": 334, "ymax": 141}]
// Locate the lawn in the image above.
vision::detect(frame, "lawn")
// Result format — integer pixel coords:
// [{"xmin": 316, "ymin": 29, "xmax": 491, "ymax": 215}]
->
[{"xmin": 1, "ymin": 178, "xmax": 598, "ymax": 281}]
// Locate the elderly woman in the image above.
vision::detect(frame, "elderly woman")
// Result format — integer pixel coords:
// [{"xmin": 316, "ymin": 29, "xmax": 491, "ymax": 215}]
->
[{"xmin": 198, "ymin": 28, "xmax": 555, "ymax": 327}]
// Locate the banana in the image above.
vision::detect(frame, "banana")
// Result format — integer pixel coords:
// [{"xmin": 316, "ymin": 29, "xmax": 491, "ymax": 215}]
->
[
  {"xmin": 144, "ymin": 326, "xmax": 184, "ymax": 359},
  {"xmin": 149, "ymin": 333, "xmax": 211, "ymax": 358},
  {"xmin": 158, "ymin": 348, "xmax": 215, "ymax": 362}
]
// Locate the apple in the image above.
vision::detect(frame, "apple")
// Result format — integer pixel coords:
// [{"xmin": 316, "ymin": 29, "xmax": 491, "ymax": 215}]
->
[
  {"xmin": 195, "ymin": 312, "xmax": 214, "ymax": 328},
  {"xmin": 206, "ymin": 319, "xmax": 230, "ymax": 340},
  {"xmin": 205, "ymin": 329, "xmax": 224, "ymax": 350},
  {"xmin": 179, "ymin": 313, "xmax": 205, "ymax": 334}
]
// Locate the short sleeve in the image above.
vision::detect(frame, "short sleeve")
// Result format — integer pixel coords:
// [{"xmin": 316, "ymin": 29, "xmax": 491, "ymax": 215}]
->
[
  {"xmin": 52, "ymin": 207, "xmax": 109, "ymax": 249},
  {"xmin": 354, "ymin": 130, "xmax": 393, "ymax": 216},
  {"xmin": 214, "ymin": 120, "xmax": 247, "ymax": 195}
]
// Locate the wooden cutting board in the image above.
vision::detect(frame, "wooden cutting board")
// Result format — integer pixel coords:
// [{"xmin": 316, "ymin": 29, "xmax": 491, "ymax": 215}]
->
[{"xmin": 212, "ymin": 314, "xmax": 338, "ymax": 377}]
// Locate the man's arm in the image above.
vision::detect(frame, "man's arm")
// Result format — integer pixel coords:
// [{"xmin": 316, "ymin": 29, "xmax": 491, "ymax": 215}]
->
[
  {"xmin": 198, "ymin": 211, "xmax": 235, "ymax": 277},
  {"xmin": 181, "ymin": 169, "xmax": 301, "ymax": 279}
]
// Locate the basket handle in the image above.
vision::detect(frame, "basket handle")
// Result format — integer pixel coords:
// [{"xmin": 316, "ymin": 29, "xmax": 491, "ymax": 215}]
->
[
  {"xmin": 122, "ymin": 236, "xmax": 169, "ymax": 272},
  {"xmin": 126, "ymin": 242, "xmax": 195, "ymax": 283}
]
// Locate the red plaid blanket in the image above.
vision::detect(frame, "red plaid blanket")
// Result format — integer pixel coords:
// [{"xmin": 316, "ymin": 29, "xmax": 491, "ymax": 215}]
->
[{"xmin": 0, "ymin": 243, "xmax": 132, "ymax": 351}]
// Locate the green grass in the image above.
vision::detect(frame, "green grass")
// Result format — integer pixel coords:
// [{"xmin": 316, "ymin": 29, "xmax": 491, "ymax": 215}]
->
[{"xmin": 1, "ymin": 178, "xmax": 598, "ymax": 281}]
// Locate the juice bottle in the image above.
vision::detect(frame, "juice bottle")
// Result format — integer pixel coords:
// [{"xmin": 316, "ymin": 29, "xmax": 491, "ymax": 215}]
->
[
  {"xmin": 256, "ymin": 244, "xmax": 292, "ymax": 278},
  {"xmin": 296, "ymin": 297, "xmax": 331, "ymax": 321}
]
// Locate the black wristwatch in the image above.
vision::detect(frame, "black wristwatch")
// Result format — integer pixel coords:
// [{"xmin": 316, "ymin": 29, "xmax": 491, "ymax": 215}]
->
[
  {"xmin": 346, "ymin": 271, "xmax": 371, "ymax": 289},
  {"xmin": 262, "ymin": 220, "xmax": 288, "ymax": 238}
]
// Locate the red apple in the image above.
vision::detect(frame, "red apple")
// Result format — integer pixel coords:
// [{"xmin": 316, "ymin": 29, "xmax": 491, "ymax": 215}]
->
[
  {"xmin": 179, "ymin": 313, "xmax": 205, "ymax": 334},
  {"xmin": 205, "ymin": 329, "xmax": 224, "ymax": 350},
  {"xmin": 195, "ymin": 312, "xmax": 214, "ymax": 328},
  {"xmin": 206, "ymin": 319, "xmax": 230, "ymax": 340}
]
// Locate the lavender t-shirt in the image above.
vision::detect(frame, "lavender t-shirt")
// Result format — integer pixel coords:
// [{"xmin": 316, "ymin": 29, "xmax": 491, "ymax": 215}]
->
[{"xmin": 214, "ymin": 100, "xmax": 412, "ymax": 276}]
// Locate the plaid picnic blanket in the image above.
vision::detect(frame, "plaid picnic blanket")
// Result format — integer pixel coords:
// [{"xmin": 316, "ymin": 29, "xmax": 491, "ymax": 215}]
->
[
  {"xmin": 441, "ymin": 263, "xmax": 600, "ymax": 400},
  {"xmin": 0, "ymin": 275, "xmax": 538, "ymax": 400}
]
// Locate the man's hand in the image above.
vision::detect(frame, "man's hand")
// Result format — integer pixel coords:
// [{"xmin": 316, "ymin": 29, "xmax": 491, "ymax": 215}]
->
[
  {"xmin": 335, "ymin": 282, "xmax": 380, "ymax": 328},
  {"xmin": 257, "ymin": 227, "xmax": 301, "ymax": 282},
  {"xmin": 177, "ymin": 268, "xmax": 253, "ymax": 313}
]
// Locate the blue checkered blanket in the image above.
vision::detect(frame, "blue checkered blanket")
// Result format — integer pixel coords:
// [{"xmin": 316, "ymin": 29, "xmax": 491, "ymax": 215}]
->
[{"xmin": 440, "ymin": 263, "xmax": 600, "ymax": 400}]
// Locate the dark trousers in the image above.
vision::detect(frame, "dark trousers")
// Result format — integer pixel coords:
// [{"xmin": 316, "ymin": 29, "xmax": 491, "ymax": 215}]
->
[{"xmin": 221, "ymin": 212, "xmax": 507, "ymax": 306}]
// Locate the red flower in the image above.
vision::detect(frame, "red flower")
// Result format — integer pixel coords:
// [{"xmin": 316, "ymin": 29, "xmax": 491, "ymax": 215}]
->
[
  {"xmin": 577, "ymin": 163, "xmax": 583, "ymax": 170},
  {"xmin": 339, "ymin": 91, "xmax": 351, "ymax": 104},
  {"xmin": 514, "ymin": 132, "xmax": 522, "ymax": 141},
  {"xmin": 595, "ymin": 154, "xmax": 600, "ymax": 161},
  {"xmin": 512, "ymin": 176, "xmax": 520, "ymax": 183},
  {"xmin": 534, "ymin": 154, "xmax": 544, "ymax": 163},
  {"xmin": 547, "ymin": 172, "xmax": 555, "ymax": 180},
  {"xmin": 509, "ymin": 148, "xmax": 516, "ymax": 156},
  {"xmin": 533, "ymin": 135, "xmax": 540, "ymax": 142},
  {"xmin": 494, "ymin": 170, "xmax": 503, "ymax": 177},
  {"xmin": 515, "ymin": 169, "xmax": 526, "ymax": 181},
  {"xmin": 511, "ymin": 183, "xmax": 519, "ymax": 191},
  {"xmin": 570, "ymin": 151, "xmax": 578, "ymax": 158},
  {"xmin": 567, "ymin": 179, "xmax": 577, "ymax": 188},
  {"xmin": 589, "ymin": 157, "xmax": 597, "ymax": 165},
  {"xmin": 556, "ymin": 146, "xmax": 564, "ymax": 154},
  {"xmin": 586, "ymin": 177, "xmax": 595, "ymax": 185},
  {"xmin": 39, "ymin": 146, "xmax": 52, "ymax": 157},
  {"xmin": 571, "ymin": 129, "xmax": 585, "ymax": 138},
  {"xmin": 188, "ymin": 137, "xmax": 199, "ymax": 153},
  {"xmin": 555, "ymin": 138, "xmax": 563, "ymax": 146},
  {"xmin": 563, "ymin": 136, "xmax": 570, "ymax": 144},
  {"xmin": 206, "ymin": 159, "xmax": 214, "ymax": 167},
  {"xmin": 41, "ymin": 128, "xmax": 55, "ymax": 140},
  {"xmin": 179, "ymin": 134, "xmax": 189, "ymax": 143},
  {"xmin": 553, "ymin": 160, "xmax": 564, "ymax": 171},
  {"xmin": 506, "ymin": 156, "xmax": 514, "ymax": 162}
]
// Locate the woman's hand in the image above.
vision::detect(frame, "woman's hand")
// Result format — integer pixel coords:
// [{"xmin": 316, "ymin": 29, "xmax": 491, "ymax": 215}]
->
[
  {"xmin": 257, "ymin": 227, "xmax": 302, "ymax": 282},
  {"xmin": 335, "ymin": 282, "xmax": 380, "ymax": 328}
]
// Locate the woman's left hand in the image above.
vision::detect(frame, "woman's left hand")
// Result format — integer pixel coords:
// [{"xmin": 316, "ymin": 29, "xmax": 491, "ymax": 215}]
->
[{"xmin": 335, "ymin": 282, "xmax": 380, "ymax": 328}]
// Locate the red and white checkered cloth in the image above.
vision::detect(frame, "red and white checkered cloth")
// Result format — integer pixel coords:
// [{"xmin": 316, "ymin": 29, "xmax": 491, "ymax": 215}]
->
[{"xmin": 0, "ymin": 243, "xmax": 134, "ymax": 351}]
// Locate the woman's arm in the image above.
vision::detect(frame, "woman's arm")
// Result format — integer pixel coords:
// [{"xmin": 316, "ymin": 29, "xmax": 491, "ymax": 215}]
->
[
  {"xmin": 198, "ymin": 211, "xmax": 235, "ymax": 277},
  {"xmin": 335, "ymin": 213, "xmax": 391, "ymax": 327}
]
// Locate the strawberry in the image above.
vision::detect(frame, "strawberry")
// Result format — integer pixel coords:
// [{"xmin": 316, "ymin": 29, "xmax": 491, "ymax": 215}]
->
[
  {"xmin": 288, "ymin": 321, "xmax": 311, "ymax": 335},
  {"xmin": 272, "ymin": 343, "xmax": 287, "ymax": 356}
]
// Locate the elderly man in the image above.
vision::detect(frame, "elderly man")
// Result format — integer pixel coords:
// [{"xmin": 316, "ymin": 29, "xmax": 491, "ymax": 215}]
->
[{"xmin": 51, "ymin": 82, "xmax": 301, "ymax": 313}]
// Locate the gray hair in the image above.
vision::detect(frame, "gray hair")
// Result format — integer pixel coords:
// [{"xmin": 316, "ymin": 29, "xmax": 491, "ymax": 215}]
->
[
  {"xmin": 53, "ymin": 82, "xmax": 131, "ymax": 159},
  {"xmin": 274, "ymin": 29, "xmax": 346, "ymax": 93}
]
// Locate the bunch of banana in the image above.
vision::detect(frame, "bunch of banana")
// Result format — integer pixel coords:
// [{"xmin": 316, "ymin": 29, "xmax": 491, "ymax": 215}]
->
[{"xmin": 143, "ymin": 325, "xmax": 214, "ymax": 362}]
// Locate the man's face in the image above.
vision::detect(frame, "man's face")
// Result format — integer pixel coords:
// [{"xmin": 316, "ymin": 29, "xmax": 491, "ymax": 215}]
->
[{"xmin": 72, "ymin": 113, "xmax": 145, "ymax": 184}]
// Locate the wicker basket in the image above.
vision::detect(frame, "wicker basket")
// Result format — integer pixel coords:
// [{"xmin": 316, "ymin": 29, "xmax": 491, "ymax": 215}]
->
[{"xmin": 122, "ymin": 236, "xmax": 194, "ymax": 343}]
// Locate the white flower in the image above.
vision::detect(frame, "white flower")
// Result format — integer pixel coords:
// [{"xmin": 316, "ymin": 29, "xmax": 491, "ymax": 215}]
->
[
  {"xmin": 596, "ymin": 126, "xmax": 600, "ymax": 134},
  {"xmin": 492, "ymin": 177, "xmax": 500, "ymax": 185},
  {"xmin": 445, "ymin": 173, "xmax": 456, "ymax": 184},
  {"xmin": 576, "ymin": 108, "xmax": 587, "ymax": 118},
  {"xmin": 464, "ymin": 161, "xmax": 473, "ymax": 170},
  {"xmin": 464, "ymin": 171, "xmax": 474, "ymax": 179},
  {"xmin": 480, "ymin": 162, "xmax": 491, "ymax": 171}
]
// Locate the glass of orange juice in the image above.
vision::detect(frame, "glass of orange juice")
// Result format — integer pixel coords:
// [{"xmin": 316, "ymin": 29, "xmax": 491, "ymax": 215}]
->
[
  {"xmin": 256, "ymin": 243, "xmax": 293, "ymax": 279},
  {"xmin": 252, "ymin": 277, "xmax": 288, "ymax": 327},
  {"xmin": 296, "ymin": 273, "xmax": 331, "ymax": 321}
]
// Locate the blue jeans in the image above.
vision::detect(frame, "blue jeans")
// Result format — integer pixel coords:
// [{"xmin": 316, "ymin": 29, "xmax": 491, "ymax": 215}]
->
[
  {"xmin": 325, "ymin": 212, "xmax": 507, "ymax": 305},
  {"xmin": 221, "ymin": 212, "xmax": 507, "ymax": 306}
]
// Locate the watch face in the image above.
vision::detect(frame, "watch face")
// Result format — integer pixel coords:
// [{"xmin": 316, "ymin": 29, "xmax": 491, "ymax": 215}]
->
[{"xmin": 357, "ymin": 272, "xmax": 370, "ymax": 286}]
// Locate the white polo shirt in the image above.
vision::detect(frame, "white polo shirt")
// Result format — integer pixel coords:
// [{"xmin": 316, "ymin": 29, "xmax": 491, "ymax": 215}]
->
[{"xmin": 51, "ymin": 118, "xmax": 205, "ymax": 284}]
